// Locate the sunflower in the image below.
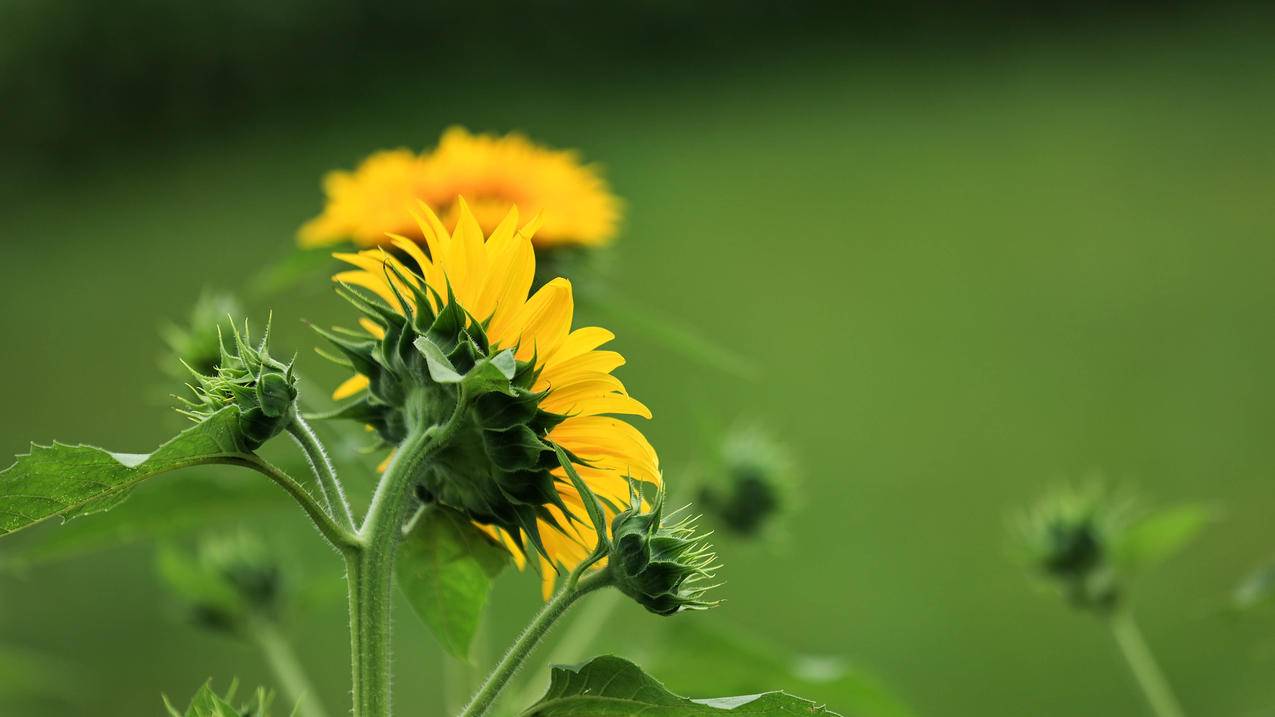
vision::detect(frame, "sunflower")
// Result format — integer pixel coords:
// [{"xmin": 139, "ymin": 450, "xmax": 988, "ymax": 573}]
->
[
  {"xmin": 326, "ymin": 199, "xmax": 656, "ymax": 597},
  {"xmin": 299, "ymin": 128, "xmax": 620, "ymax": 251}
]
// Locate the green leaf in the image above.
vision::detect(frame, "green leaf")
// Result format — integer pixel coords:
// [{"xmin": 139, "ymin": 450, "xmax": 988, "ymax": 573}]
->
[
  {"xmin": 1113, "ymin": 504, "xmax": 1214, "ymax": 573},
  {"xmin": 645, "ymin": 621, "xmax": 913, "ymax": 717},
  {"xmin": 464, "ymin": 349, "xmax": 518, "ymax": 396},
  {"xmin": 397, "ymin": 506, "xmax": 509, "ymax": 661},
  {"xmin": 522, "ymin": 655, "xmax": 843, "ymax": 716},
  {"xmin": 0, "ymin": 407, "xmax": 251, "ymax": 539},
  {"xmin": 0, "ymin": 473, "xmax": 284, "ymax": 571}
]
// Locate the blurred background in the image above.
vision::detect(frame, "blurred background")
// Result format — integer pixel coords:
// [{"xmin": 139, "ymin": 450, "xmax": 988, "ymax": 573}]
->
[{"xmin": 2, "ymin": 1, "xmax": 1275, "ymax": 715}]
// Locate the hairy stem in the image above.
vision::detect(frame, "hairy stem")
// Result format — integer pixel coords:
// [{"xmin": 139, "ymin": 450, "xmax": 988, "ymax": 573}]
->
[
  {"xmin": 233, "ymin": 455, "xmax": 359, "ymax": 554},
  {"xmin": 459, "ymin": 571, "xmax": 612, "ymax": 717},
  {"xmin": 287, "ymin": 406, "xmax": 356, "ymax": 530},
  {"xmin": 349, "ymin": 389, "xmax": 470, "ymax": 717},
  {"xmin": 1108, "ymin": 611, "xmax": 1186, "ymax": 717},
  {"xmin": 509, "ymin": 589, "xmax": 622, "ymax": 708},
  {"xmin": 251, "ymin": 618, "xmax": 331, "ymax": 717}
]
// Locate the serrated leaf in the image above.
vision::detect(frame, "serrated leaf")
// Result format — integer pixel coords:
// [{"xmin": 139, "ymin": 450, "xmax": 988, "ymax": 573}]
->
[
  {"xmin": 522, "ymin": 655, "xmax": 843, "ymax": 716},
  {"xmin": 645, "ymin": 621, "xmax": 913, "ymax": 717},
  {"xmin": 0, "ymin": 474, "xmax": 284, "ymax": 571},
  {"xmin": 1113, "ymin": 504, "xmax": 1214, "ymax": 573},
  {"xmin": 0, "ymin": 407, "xmax": 252, "ymax": 539},
  {"xmin": 397, "ymin": 506, "xmax": 509, "ymax": 661}
]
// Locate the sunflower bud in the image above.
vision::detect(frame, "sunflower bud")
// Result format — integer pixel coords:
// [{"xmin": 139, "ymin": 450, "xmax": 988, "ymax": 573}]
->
[
  {"xmin": 157, "ymin": 532, "xmax": 282, "ymax": 635},
  {"xmin": 178, "ymin": 317, "xmax": 298, "ymax": 451},
  {"xmin": 698, "ymin": 425, "xmax": 794, "ymax": 539},
  {"xmin": 605, "ymin": 484, "xmax": 720, "ymax": 616},
  {"xmin": 160, "ymin": 290, "xmax": 243, "ymax": 380},
  {"xmin": 1017, "ymin": 486, "xmax": 1125, "ymax": 614}
]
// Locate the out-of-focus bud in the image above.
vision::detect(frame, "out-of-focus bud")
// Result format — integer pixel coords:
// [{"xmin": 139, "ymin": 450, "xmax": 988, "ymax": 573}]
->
[
  {"xmin": 1017, "ymin": 485, "xmax": 1127, "ymax": 614},
  {"xmin": 698, "ymin": 425, "xmax": 794, "ymax": 540},
  {"xmin": 157, "ymin": 532, "xmax": 282, "ymax": 636},
  {"xmin": 160, "ymin": 290, "xmax": 243, "ymax": 380}
]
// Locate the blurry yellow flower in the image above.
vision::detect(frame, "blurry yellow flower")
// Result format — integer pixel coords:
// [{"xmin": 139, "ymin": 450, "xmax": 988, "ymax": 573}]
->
[
  {"xmin": 331, "ymin": 199, "xmax": 654, "ymax": 597},
  {"xmin": 300, "ymin": 128, "xmax": 620, "ymax": 250}
]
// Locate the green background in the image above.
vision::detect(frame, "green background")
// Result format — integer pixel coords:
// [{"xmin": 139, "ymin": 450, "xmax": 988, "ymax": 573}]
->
[{"xmin": 2, "ymin": 4, "xmax": 1274, "ymax": 715}]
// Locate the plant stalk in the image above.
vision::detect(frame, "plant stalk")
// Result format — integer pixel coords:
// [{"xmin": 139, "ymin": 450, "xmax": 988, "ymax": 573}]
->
[
  {"xmin": 348, "ymin": 389, "xmax": 470, "ymax": 717},
  {"xmin": 287, "ymin": 406, "xmax": 356, "ymax": 530},
  {"xmin": 1108, "ymin": 611, "xmax": 1186, "ymax": 717},
  {"xmin": 251, "ymin": 618, "xmax": 331, "ymax": 717},
  {"xmin": 459, "ymin": 571, "xmax": 611, "ymax": 717}
]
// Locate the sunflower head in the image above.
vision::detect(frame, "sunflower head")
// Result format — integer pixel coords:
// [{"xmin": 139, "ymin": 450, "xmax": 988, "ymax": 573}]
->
[
  {"xmin": 178, "ymin": 318, "xmax": 297, "ymax": 452},
  {"xmin": 298, "ymin": 128, "xmax": 621, "ymax": 253},
  {"xmin": 606, "ymin": 483, "xmax": 720, "ymax": 616},
  {"xmin": 319, "ymin": 199, "xmax": 657, "ymax": 566}
]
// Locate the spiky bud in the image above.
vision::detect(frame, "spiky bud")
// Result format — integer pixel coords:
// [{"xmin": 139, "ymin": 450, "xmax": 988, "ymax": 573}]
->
[
  {"xmin": 178, "ymin": 317, "xmax": 298, "ymax": 452},
  {"xmin": 606, "ymin": 484, "xmax": 720, "ymax": 615},
  {"xmin": 156, "ymin": 532, "xmax": 282, "ymax": 635}
]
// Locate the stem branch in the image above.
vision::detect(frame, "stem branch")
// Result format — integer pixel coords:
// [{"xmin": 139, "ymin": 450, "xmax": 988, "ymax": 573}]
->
[
  {"xmin": 251, "ymin": 618, "xmax": 331, "ymax": 717},
  {"xmin": 232, "ymin": 456, "xmax": 359, "ymax": 554},
  {"xmin": 459, "ymin": 571, "xmax": 611, "ymax": 717},
  {"xmin": 287, "ymin": 407, "xmax": 356, "ymax": 530},
  {"xmin": 1108, "ymin": 611, "xmax": 1186, "ymax": 717}
]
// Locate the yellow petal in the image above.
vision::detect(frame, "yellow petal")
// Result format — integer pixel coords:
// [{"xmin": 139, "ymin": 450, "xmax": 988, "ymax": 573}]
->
[{"xmin": 332, "ymin": 373, "xmax": 369, "ymax": 400}]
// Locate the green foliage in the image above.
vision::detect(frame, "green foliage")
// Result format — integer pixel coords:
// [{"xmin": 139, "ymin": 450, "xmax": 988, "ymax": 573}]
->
[
  {"xmin": 163, "ymin": 681, "xmax": 277, "ymax": 717},
  {"xmin": 1112, "ymin": 505, "xmax": 1215, "ymax": 574},
  {"xmin": 646, "ymin": 621, "xmax": 913, "ymax": 717},
  {"xmin": 396, "ymin": 506, "xmax": 508, "ymax": 660},
  {"xmin": 521, "ymin": 655, "xmax": 842, "ymax": 716},
  {"xmin": 0, "ymin": 407, "xmax": 251, "ymax": 538},
  {"xmin": 0, "ymin": 474, "xmax": 283, "ymax": 571}
]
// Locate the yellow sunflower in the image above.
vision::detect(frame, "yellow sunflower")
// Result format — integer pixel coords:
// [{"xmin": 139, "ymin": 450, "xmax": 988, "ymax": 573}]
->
[
  {"xmin": 299, "ymin": 127, "xmax": 620, "ymax": 251},
  {"xmin": 329, "ymin": 199, "xmax": 656, "ymax": 597}
]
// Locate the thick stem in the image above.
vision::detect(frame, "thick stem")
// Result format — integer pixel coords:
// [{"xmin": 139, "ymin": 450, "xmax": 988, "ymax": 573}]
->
[
  {"xmin": 287, "ymin": 407, "xmax": 356, "ymax": 530},
  {"xmin": 509, "ymin": 589, "xmax": 622, "ymax": 709},
  {"xmin": 459, "ymin": 572, "xmax": 611, "ymax": 717},
  {"xmin": 251, "ymin": 618, "xmax": 331, "ymax": 717},
  {"xmin": 348, "ymin": 390, "xmax": 471, "ymax": 717},
  {"xmin": 1108, "ymin": 611, "xmax": 1186, "ymax": 717}
]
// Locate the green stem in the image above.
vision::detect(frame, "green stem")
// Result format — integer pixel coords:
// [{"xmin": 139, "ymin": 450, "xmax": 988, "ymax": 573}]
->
[
  {"xmin": 509, "ymin": 589, "xmax": 622, "ymax": 708},
  {"xmin": 1108, "ymin": 611, "xmax": 1186, "ymax": 717},
  {"xmin": 287, "ymin": 406, "xmax": 356, "ymax": 530},
  {"xmin": 348, "ymin": 389, "xmax": 471, "ymax": 717},
  {"xmin": 251, "ymin": 618, "xmax": 331, "ymax": 717},
  {"xmin": 459, "ymin": 572, "xmax": 611, "ymax": 717},
  {"xmin": 233, "ymin": 455, "xmax": 359, "ymax": 554}
]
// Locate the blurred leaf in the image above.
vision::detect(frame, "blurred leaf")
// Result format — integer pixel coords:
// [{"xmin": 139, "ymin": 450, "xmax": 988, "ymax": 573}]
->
[
  {"xmin": 0, "ymin": 644, "xmax": 72, "ymax": 702},
  {"xmin": 397, "ymin": 506, "xmax": 509, "ymax": 661},
  {"xmin": 0, "ymin": 474, "xmax": 283, "ymax": 571},
  {"xmin": 164, "ymin": 681, "xmax": 276, "ymax": 717},
  {"xmin": 1112, "ymin": 504, "xmax": 1214, "ymax": 573},
  {"xmin": 1233, "ymin": 561, "xmax": 1275, "ymax": 612},
  {"xmin": 521, "ymin": 655, "xmax": 842, "ymax": 716},
  {"xmin": 645, "ymin": 620, "xmax": 913, "ymax": 717},
  {"xmin": 0, "ymin": 407, "xmax": 251, "ymax": 539}
]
